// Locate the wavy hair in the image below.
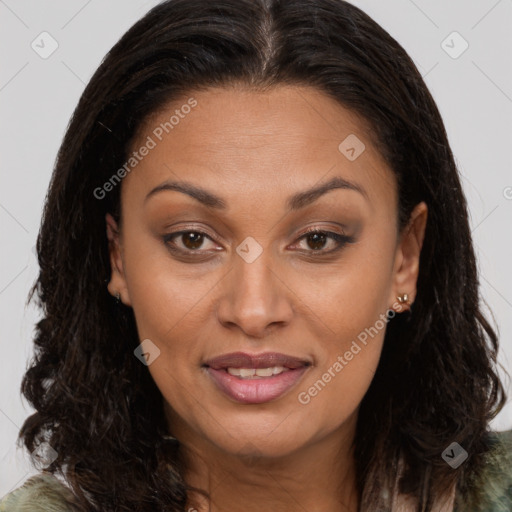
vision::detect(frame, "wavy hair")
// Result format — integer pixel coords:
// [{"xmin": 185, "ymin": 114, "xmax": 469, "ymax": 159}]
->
[{"xmin": 19, "ymin": 0, "xmax": 506, "ymax": 510}]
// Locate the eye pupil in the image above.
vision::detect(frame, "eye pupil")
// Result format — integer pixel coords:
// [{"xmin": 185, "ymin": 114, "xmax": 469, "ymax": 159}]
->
[
  {"xmin": 183, "ymin": 232, "xmax": 204, "ymax": 249},
  {"xmin": 307, "ymin": 232, "xmax": 327, "ymax": 250}
]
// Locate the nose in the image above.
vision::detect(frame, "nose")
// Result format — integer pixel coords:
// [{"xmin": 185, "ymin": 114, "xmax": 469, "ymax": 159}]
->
[{"xmin": 215, "ymin": 248, "xmax": 294, "ymax": 339}]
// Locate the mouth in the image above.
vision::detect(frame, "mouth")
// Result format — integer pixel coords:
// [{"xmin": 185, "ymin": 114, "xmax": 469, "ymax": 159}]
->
[{"xmin": 202, "ymin": 351, "xmax": 312, "ymax": 404}]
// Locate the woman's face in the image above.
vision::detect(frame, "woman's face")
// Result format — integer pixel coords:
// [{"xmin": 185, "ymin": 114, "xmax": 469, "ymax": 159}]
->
[{"xmin": 106, "ymin": 84, "xmax": 427, "ymax": 460}]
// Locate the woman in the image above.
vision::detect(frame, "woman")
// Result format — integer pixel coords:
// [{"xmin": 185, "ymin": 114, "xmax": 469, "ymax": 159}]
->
[{"xmin": 1, "ymin": 0, "xmax": 511, "ymax": 510}]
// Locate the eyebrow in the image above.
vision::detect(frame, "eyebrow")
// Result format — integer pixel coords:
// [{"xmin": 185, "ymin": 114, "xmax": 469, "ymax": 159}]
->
[{"xmin": 144, "ymin": 176, "xmax": 368, "ymax": 210}]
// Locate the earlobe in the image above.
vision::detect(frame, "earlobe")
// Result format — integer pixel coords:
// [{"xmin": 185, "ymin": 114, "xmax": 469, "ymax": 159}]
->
[
  {"xmin": 105, "ymin": 212, "xmax": 132, "ymax": 307},
  {"xmin": 389, "ymin": 202, "xmax": 428, "ymax": 313}
]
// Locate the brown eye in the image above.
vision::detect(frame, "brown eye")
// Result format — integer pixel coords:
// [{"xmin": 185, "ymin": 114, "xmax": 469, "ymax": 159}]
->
[
  {"xmin": 305, "ymin": 231, "xmax": 328, "ymax": 251},
  {"xmin": 163, "ymin": 230, "xmax": 218, "ymax": 253},
  {"xmin": 181, "ymin": 232, "xmax": 205, "ymax": 250},
  {"xmin": 293, "ymin": 229, "xmax": 355, "ymax": 255}
]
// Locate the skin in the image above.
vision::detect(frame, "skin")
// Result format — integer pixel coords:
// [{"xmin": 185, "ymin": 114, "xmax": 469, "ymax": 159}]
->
[{"xmin": 106, "ymin": 84, "xmax": 428, "ymax": 512}]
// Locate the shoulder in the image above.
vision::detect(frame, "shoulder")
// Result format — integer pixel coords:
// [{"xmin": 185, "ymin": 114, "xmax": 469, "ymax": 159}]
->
[
  {"xmin": 455, "ymin": 429, "xmax": 512, "ymax": 512},
  {"xmin": 0, "ymin": 472, "xmax": 79, "ymax": 512}
]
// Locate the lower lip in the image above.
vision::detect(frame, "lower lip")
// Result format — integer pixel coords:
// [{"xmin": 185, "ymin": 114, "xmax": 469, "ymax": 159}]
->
[{"xmin": 205, "ymin": 366, "xmax": 309, "ymax": 404}]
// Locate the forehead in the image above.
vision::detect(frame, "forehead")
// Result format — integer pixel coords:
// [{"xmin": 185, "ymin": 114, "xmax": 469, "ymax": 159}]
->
[{"xmin": 122, "ymin": 84, "xmax": 396, "ymax": 214}]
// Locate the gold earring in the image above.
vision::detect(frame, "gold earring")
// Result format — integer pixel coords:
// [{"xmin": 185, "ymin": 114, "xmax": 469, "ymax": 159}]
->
[{"xmin": 397, "ymin": 293, "xmax": 410, "ymax": 305}]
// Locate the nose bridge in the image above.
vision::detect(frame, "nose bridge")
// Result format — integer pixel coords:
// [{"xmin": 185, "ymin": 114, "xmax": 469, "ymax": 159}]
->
[
  {"xmin": 216, "ymin": 239, "xmax": 293, "ymax": 336},
  {"xmin": 235, "ymin": 246, "xmax": 274, "ymax": 304}
]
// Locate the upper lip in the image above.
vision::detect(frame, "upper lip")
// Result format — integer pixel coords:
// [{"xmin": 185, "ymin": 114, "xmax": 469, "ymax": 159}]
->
[{"xmin": 203, "ymin": 351, "xmax": 311, "ymax": 370}]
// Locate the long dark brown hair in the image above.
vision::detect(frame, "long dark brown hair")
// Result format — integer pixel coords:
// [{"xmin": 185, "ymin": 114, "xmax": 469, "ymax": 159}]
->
[{"xmin": 19, "ymin": 0, "xmax": 506, "ymax": 510}]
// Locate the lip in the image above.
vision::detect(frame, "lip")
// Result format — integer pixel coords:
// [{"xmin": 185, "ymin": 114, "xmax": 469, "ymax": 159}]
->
[
  {"xmin": 203, "ymin": 351, "xmax": 311, "ymax": 404},
  {"xmin": 203, "ymin": 351, "xmax": 311, "ymax": 370}
]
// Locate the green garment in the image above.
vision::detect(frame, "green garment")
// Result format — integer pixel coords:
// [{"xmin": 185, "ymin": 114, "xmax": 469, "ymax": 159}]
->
[
  {"xmin": 453, "ymin": 429, "xmax": 512, "ymax": 512},
  {"xmin": 0, "ymin": 472, "xmax": 79, "ymax": 512},
  {"xmin": 1, "ymin": 430, "xmax": 511, "ymax": 511}
]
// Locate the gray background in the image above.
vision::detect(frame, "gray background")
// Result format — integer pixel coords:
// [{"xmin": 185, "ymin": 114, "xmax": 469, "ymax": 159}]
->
[{"xmin": 1, "ymin": 0, "xmax": 511, "ymax": 496}]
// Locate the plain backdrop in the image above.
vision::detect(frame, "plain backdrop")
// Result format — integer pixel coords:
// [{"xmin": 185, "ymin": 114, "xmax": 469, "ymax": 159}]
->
[{"xmin": 1, "ymin": 0, "xmax": 511, "ymax": 497}]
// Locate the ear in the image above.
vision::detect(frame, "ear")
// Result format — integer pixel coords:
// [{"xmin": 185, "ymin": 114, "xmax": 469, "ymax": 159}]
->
[
  {"xmin": 389, "ymin": 202, "xmax": 428, "ymax": 313},
  {"xmin": 105, "ymin": 213, "xmax": 132, "ymax": 307}
]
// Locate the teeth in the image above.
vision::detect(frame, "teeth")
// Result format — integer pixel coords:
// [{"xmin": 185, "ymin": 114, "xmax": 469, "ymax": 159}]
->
[
  {"xmin": 226, "ymin": 366, "xmax": 288, "ymax": 378},
  {"xmin": 239, "ymin": 368, "xmax": 255, "ymax": 378},
  {"xmin": 255, "ymin": 367, "xmax": 273, "ymax": 377}
]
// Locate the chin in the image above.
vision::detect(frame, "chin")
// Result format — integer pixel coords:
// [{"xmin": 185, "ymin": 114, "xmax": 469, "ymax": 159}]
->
[{"xmin": 203, "ymin": 419, "xmax": 312, "ymax": 459}]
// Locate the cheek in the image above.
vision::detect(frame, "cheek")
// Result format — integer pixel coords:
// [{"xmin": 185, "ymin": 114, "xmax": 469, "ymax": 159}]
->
[
  {"xmin": 292, "ymin": 231, "xmax": 396, "ymax": 336},
  {"xmin": 295, "ymin": 315, "xmax": 387, "ymax": 434},
  {"xmin": 292, "ymin": 235, "xmax": 395, "ymax": 426},
  {"xmin": 121, "ymin": 233, "xmax": 220, "ymax": 403},
  {"xmin": 122, "ymin": 229, "xmax": 219, "ymax": 341},
  {"xmin": 146, "ymin": 357, "xmax": 200, "ymax": 423}
]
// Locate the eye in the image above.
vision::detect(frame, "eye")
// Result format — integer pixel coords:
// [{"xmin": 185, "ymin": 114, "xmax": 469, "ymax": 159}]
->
[
  {"xmin": 291, "ymin": 228, "xmax": 355, "ymax": 255},
  {"xmin": 163, "ymin": 227, "xmax": 355, "ymax": 258},
  {"xmin": 163, "ymin": 230, "xmax": 219, "ymax": 254}
]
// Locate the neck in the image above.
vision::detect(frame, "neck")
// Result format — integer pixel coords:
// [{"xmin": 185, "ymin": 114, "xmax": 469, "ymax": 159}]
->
[{"xmin": 175, "ymin": 419, "xmax": 359, "ymax": 512}]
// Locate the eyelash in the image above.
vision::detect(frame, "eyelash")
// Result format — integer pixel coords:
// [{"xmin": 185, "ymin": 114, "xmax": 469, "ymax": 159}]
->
[{"xmin": 163, "ymin": 227, "xmax": 355, "ymax": 258}]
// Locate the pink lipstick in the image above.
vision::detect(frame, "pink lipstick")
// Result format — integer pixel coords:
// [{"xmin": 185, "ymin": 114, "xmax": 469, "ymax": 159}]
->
[{"xmin": 203, "ymin": 351, "xmax": 311, "ymax": 404}]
